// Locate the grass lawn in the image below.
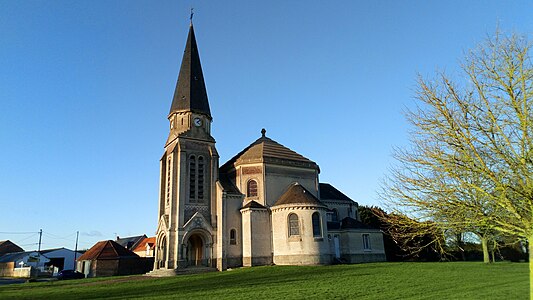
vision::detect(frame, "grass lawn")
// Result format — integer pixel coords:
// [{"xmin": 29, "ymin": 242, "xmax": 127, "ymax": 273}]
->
[{"xmin": 0, "ymin": 262, "xmax": 528, "ymax": 299}]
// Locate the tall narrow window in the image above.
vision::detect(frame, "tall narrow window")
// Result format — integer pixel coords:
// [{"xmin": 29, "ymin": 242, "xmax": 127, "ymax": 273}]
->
[
  {"xmin": 288, "ymin": 213, "xmax": 300, "ymax": 236},
  {"xmin": 189, "ymin": 155, "xmax": 196, "ymax": 202},
  {"xmin": 166, "ymin": 157, "xmax": 172, "ymax": 205},
  {"xmin": 247, "ymin": 180, "xmax": 258, "ymax": 197},
  {"xmin": 331, "ymin": 209, "xmax": 339, "ymax": 222},
  {"xmin": 312, "ymin": 212, "xmax": 321, "ymax": 237},
  {"xmin": 197, "ymin": 156, "xmax": 204, "ymax": 202},
  {"xmin": 362, "ymin": 234, "xmax": 371, "ymax": 250},
  {"xmin": 229, "ymin": 229, "xmax": 236, "ymax": 245}
]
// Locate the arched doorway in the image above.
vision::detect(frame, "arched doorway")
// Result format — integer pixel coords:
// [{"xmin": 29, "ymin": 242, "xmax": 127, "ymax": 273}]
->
[
  {"xmin": 158, "ymin": 236, "xmax": 167, "ymax": 269},
  {"xmin": 186, "ymin": 234, "xmax": 204, "ymax": 266}
]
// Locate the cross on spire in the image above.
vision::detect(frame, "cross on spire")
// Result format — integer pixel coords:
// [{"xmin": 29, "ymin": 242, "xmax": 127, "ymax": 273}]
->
[{"xmin": 190, "ymin": 8, "xmax": 194, "ymax": 25}]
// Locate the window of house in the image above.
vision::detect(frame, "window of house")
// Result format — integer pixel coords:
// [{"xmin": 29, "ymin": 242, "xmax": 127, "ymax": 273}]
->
[
  {"xmin": 247, "ymin": 180, "xmax": 258, "ymax": 197},
  {"xmin": 230, "ymin": 229, "xmax": 237, "ymax": 245},
  {"xmin": 288, "ymin": 213, "xmax": 300, "ymax": 236},
  {"xmin": 362, "ymin": 234, "xmax": 371, "ymax": 250},
  {"xmin": 312, "ymin": 212, "xmax": 321, "ymax": 237}
]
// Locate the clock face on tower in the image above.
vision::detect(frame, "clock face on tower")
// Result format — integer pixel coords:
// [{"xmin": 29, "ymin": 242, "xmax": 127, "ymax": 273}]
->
[{"xmin": 193, "ymin": 117, "xmax": 202, "ymax": 127}]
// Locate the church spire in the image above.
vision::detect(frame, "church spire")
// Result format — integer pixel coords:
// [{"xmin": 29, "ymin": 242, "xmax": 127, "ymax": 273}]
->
[{"xmin": 169, "ymin": 23, "xmax": 211, "ymax": 118}]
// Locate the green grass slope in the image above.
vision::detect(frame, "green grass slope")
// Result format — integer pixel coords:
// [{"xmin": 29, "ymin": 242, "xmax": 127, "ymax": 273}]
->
[{"xmin": 0, "ymin": 262, "xmax": 527, "ymax": 299}]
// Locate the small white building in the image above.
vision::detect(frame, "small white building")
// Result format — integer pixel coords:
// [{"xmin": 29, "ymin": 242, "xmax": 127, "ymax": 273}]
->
[{"xmin": 41, "ymin": 248, "xmax": 84, "ymax": 271}]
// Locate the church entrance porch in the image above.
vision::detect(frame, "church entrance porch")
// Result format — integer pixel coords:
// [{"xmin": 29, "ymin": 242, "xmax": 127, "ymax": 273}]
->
[
  {"xmin": 156, "ymin": 235, "xmax": 167, "ymax": 269},
  {"xmin": 183, "ymin": 231, "xmax": 211, "ymax": 267}
]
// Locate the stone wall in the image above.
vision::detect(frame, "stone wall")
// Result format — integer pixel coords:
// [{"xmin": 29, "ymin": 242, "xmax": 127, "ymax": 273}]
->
[{"xmin": 272, "ymin": 206, "xmax": 330, "ymax": 265}]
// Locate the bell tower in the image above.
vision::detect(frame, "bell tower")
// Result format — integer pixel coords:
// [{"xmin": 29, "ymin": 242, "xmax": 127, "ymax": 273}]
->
[{"xmin": 154, "ymin": 23, "xmax": 219, "ymax": 270}]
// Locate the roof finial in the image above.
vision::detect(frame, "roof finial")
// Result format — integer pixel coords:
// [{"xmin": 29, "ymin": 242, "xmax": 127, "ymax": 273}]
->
[
  {"xmin": 261, "ymin": 128, "xmax": 266, "ymax": 137},
  {"xmin": 190, "ymin": 7, "xmax": 194, "ymax": 25}
]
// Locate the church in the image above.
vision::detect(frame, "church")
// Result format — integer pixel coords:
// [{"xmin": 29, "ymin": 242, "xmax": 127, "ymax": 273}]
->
[{"xmin": 153, "ymin": 23, "xmax": 385, "ymax": 272}]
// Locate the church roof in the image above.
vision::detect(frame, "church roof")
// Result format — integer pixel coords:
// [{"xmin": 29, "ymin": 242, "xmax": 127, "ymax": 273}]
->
[
  {"xmin": 77, "ymin": 240, "xmax": 139, "ymax": 261},
  {"xmin": 242, "ymin": 200, "xmax": 266, "ymax": 209},
  {"xmin": 218, "ymin": 173, "xmax": 241, "ymax": 195},
  {"xmin": 220, "ymin": 130, "xmax": 318, "ymax": 171},
  {"xmin": 340, "ymin": 217, "xmax": 378, "ymax": 230},
  {"xmin": 319, "ymin": 183, "xmax": 355, "ymax": 203},
  {"xmin": 274, "ymin": 183, "xmax": 325, "ymax": 207},
  {"xmin": 169, "ymin": 24, "xmax": 211, "ymax": 118}
]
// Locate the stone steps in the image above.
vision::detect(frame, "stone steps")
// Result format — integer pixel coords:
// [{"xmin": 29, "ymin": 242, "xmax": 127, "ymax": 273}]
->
[{"xmin": 146, "ymin": 266, "xmax": 217, "ymax": 277}]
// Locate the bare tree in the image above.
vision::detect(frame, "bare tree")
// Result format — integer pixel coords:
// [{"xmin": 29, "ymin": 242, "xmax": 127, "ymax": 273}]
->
[{"xmin": 380, "ymin": 31, "xmax": 533, "ymax": 298}]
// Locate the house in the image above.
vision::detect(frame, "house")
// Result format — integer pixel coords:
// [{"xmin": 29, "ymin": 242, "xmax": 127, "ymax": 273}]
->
[
  {"xmin": 115, "ymin": 235, "xmax": 146, "ymax": 251},
  {"xmin": 152, "ymin": 23, "xmax": 385, "ymax": 272},
  {"xmin": 77, "ymin": 240, "xmax": 152, "ymax": 277},
  {"xmin": 133, "ymin": 237, "xmax": 155, "ymax": 258},
  {"xmin": 0, "ymin": 248, "xmax": 84, "ymax": 277},
  {"xmin": 0, "ymin": 240, "xmax": 23, "ymax": 256},
  {"xmin": 0, "ymin": 251, "xmax": 43, "ymax": 277}
]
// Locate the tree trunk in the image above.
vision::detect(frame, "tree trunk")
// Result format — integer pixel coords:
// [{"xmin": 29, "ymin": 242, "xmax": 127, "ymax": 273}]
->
[
  {"xmin": 491, "ymin": 239, "xmax": 496, "ymax": 263},
  {"xmin": 527, "ymin": 236, "xmax": 533, "ymax": 300},
  {"xmin": 457, "ymin": 233, "xmax": 466, "ymax": 261},
  {"xmin": 481, "ymin": 237, "xmax": 490, "ymax": 264}
]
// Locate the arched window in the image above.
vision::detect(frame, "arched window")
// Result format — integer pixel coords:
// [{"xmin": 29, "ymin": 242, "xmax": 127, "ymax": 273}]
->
[
  {"xmin": 197, "ymin": 156, "xmax": 204, "ymax": 202},
  {"xmin": 312, "ymin": 212, "xmax": 321, "ymax": 237},
  {"xmin": 288, "ymin": 213, "xmax": 300, "ymax": 236},
  {"xmin": 247, "ymin": 180, "xmax": 258, "ymax": 197},
  {"xmin": 189, "ymin": 155, "xmax": 196, "ymax": 202},
  {"xmin": 229, "ymin": 229, "xmax": 237, "ymax": 245}
]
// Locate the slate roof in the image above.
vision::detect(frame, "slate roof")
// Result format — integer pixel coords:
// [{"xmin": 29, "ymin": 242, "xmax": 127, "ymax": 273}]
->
[
  {"xmin": 0, "ymin": 251, "xmax": 35, "ymax": 263},
  {"xmin": 220, "ymin": 130, "xmax": 318, "ymax": 171},
  {"xmin": 319, "ymin": 183, "xmax": 355, "ymax": 203},
  {"xmin": 274, "ymin": 183, "xmax": 325, "ymax": 207},
  {"xmin": 241, "ymin": 200, "xmax": 266, "ymax": 209},
  {"xmin": 40, "ymin": 247, "xmax": 68, "ymax": 254},
  {"xmin": 340, "ymin": 217, "xmax": 377, "ymax": 230},
  {"xmin": 115, "ymin": 235, "xmax": 146, "ymax": 250},
  {"xmin": 218, "ymin": 173, "xmax": 241, "ymax": 194},
  {"xmin": 77, "ymin": 240, "xmax": 139, "ymax": 261},
  {"xmin": 169, "ymin": 24, "xmax": 211, "ymax": 117}
]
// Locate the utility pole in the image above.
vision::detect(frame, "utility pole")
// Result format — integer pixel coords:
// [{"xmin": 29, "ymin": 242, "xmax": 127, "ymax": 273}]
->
[
  {"xmin": 37, "ymin": 229, "xmax": 42, "ymax": 253},
  {"xmin": 74, "ymin": 231, "xmax": 79, "ymax": 270},
  {"xmin": 37, "ymin": 228, "xmax": 43, "ymax": 271}
]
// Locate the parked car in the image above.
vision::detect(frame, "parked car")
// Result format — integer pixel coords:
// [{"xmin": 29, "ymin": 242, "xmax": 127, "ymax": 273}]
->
[{"xmin": 57, "ymin": 270, "xmax": 85, "ymax": 280}]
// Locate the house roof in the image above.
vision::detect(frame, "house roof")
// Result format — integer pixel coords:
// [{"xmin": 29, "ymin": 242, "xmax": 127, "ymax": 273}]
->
[
  {"xmin": 77, "ymin": 240, "xmax": 139, "ymax": 261},
  {"xmin": 133, "ymin": 237, "xmax": 156, "ymax": 252},
  {"xmin": 319, "ymin": 183, "xmax": 355, "ymax": 203},
  {"xmin": 0, "ymin": 240, "xmax": 23, "ymax": 255},
  {"xmin": 220, "ymin": 130, "xmax": 318, "ymax": 171},
  {"xmin": 115, "ymin": 235, "xmax": 146, "ymax": 250},
  {"xmin": 274, "ymin": 183, "xmax": 325, "ymax": 207},
  {"xmin": 0, "ymin": 251, "xmax": 37, "ymax": 263},
  {"xmin": 169, "ymin": 24, "xmax": 211, "ymax": 118}
]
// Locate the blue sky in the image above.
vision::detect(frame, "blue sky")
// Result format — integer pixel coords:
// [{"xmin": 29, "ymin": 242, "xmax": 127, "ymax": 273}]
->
[{"xmin": 1, "ymin": 1, "xmax": 532, "ymax": 250}]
